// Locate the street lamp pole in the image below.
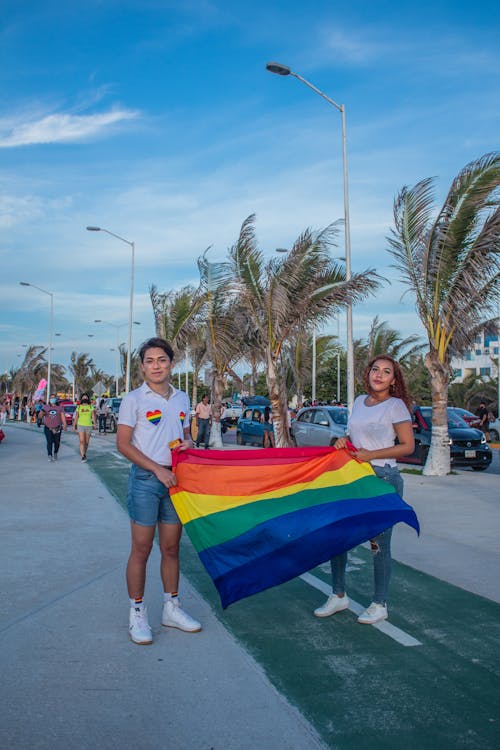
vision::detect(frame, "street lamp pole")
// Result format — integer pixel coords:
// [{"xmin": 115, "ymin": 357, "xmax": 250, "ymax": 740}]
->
[
  {"xmin": 20, "ymin": 282, "xmax": 54, "ymax": 399},
  {"xmin": 266, "ymin": 62, "xmax": 354, "ymax": 410},
  {"xmin": 94, "ymin": 319, "xmax": 141, "ymax": 396},
  {"xmin": 87, "ymin": 227, "xmax": 135, "ymax": 393}
]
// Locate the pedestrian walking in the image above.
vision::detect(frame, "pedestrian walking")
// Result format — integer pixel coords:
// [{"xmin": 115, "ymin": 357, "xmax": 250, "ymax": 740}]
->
[
  {"xmin": 96, "ymin": 398, "xmax": 109, "ymax": 433},
  {"xmin": 117, "ymin": 337, "xmax": 202, "ymax": 645},
  {"xmin": 73, "ymin": 393, "xmax": 96, "ymax": 462},
  {"xmin": 0, "ymin": 400, "xmax": 8, "ymax": 426},
  {"xmin": 313, "ymin": 354, "xmax": 415, "ymax": 625},
  {"xmin": 42, "ymin": 394, "xmax": 67, "ymax": 461},
  {"xmin": 476, "ymin": 401, "xmax": 491, "ymax": 442},
  {"xmin": 195, "ymin": 394, "xmax": 211, "ymax": 449}
]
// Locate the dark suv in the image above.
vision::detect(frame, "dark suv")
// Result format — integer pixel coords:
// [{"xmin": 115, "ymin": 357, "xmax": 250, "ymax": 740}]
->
[{"xmin": 400, "ymin": 406, "xmax": 492, "ymax": 471}]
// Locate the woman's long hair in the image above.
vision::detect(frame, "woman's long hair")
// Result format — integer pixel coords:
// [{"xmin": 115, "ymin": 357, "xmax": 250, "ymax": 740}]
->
[{"xmin": 363, "ymin": 354, "xmax": 412, "ymax": 411}]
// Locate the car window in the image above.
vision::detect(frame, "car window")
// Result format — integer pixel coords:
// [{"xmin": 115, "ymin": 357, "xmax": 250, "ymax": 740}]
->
[
  {"xmin": 298, "ymin": 410, "xmax": 312, "ymax": 423},
  {"xmin": 252, "ymin": 410, "xmax": 262, "ymax": 422},
  {"xmin": 243, "ymin": 408, "xmax": 253, "ymax": 419},
  {"xmin": 313, "ymin": 410, "xmax": 329, "ymax": 426},
  {"xmin": 329, "ymin": 408, "xmax": 348, "ymax": 425}
]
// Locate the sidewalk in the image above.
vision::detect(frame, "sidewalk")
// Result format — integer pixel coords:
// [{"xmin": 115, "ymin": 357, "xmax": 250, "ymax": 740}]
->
[
  {"xmin": 1, "ymin": 422, "xmax": 499, "ymax": 749},
  {"xmin": 1, "ymin": 424, "xmax": 324, "ymax": 750}
]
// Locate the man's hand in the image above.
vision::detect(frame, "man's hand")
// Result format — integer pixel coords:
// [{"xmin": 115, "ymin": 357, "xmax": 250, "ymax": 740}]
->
[
  {"xmin": 178, "ymin": 438, "xmax": 193, "ymax": 452},
  {"xmin": 155, "ymin": 466, "xmax": 177, "ymax": 488}
]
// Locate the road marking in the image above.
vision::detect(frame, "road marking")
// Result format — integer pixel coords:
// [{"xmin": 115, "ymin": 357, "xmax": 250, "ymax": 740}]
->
[{"xmin": 299, "ymin": 571, "xmax": 422, "ymax": 647}]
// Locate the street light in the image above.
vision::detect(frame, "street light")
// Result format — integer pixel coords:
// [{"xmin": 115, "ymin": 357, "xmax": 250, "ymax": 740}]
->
[
  {"xmin": 86, "ymin": 226, "xmax": 136, "ymax": 393},
  {"xmin": 20, "ymin": 282, "xmax": 54, "ymax": 399},
  {"xmin": 94, "ymin": 319, "xmax": 141, "ymax": 396},
  {"xmin": 266, "ymin": 61, "xmax": 354, "ymax": 410}
]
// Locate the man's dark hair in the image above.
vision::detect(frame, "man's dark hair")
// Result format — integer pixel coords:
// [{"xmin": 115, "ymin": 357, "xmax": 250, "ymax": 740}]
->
[{"xmin": 139, "ymin": 337, "xmax": 174, "ymax": 363}]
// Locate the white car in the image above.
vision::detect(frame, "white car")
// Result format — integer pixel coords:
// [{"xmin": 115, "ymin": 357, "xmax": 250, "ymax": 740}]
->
[
  {"xmin": 489, "ymin": 418, "xmax": 500, "ymax": 441},
  {"xmin": 221, "ymin": 403, "xmax": 243, "ymax": 425}
]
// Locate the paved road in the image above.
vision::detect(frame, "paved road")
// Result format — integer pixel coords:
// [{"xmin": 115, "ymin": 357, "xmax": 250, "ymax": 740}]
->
[{"xmin": 3, "ymin": 422, "xmax": 499, "ymax": 750}]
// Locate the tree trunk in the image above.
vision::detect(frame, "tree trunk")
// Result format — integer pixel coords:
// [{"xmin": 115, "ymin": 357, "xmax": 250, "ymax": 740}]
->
[
  {"xmin": 265, "ymin": 348, "xmax": 291, "ymax": 448},
  {"xmin": 423, "ymin": 350, "xmax": 451, "ymax": 476}
]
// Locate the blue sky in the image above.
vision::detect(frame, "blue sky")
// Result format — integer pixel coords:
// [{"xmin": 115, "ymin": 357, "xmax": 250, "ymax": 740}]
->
[{"xmin": 1, "ymin": 0, "xmax": 499, "ymax": 377}]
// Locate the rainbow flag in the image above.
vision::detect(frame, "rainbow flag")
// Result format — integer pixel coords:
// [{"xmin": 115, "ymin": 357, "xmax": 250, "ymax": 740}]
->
[{"xmin": 171, "ymin": 447, "xmax": 419, "ymax": 608}]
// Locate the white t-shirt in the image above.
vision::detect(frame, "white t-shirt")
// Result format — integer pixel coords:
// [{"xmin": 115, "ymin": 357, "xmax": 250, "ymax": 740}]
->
[
  {"xmin": 118, "ymin": 381, "xmax": 191, "ymax": 466},
  {"xmin": 348, "ymin": 395, "xmax": 411, "ymax": 467}
]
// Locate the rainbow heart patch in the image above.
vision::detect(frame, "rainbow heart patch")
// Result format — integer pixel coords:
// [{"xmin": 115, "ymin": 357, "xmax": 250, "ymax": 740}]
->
[
  {"xmin": 146, "ymin": 410, "xmax": 162, "ymax": 426},
  {"xmin": 179, "ymin": 411, "xmax": 186, "ymax": 422}
]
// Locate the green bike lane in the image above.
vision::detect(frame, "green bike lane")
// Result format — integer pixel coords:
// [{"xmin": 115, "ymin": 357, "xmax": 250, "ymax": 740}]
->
[{"xmin": 89, "ymin": 447, "xmax": 500, "ymax": 750}]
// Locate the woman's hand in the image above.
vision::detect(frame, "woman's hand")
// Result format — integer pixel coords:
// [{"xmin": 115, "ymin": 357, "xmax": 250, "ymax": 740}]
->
[{"xmin": 334, "ymin": 437, "xmax": 349, "ymax": 450}]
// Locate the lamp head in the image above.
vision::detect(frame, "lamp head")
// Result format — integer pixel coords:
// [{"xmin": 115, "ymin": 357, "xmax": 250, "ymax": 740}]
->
[
  {"xmin": 266, "ymin": 62, "xmax": 291, "ymax": 76},
  {"xmin": 19, "ymin": 281, "xmax": 30, "ymax": 286},
  {"xmin": 86, "ymin": 226, "xmax": 101, "ymax": 231},
  {"xmin": 275, "ymin": 248, "xmax": 289, "ymax": 253}
]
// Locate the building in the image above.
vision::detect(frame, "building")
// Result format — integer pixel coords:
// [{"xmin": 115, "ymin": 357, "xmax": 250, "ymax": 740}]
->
[{"xmin": 451, "ymin": 331, "xmax": 499, "ymax": 383}]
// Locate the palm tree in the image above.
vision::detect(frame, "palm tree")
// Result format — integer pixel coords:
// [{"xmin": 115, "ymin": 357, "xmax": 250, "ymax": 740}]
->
[
  {"xmin": 229, "ymin": 215, "xmax": 380, "ymax": 446},
  {"xmin": 196, "ymin": 252, "xmax": 246, "ymax": 447},
  {"xmin": 69, "ymin": 352, "xmax": 96, "ymax": 397},
  {"xmin": 388, "ymin": 152, "xmax": 500, "ymax": 475}
]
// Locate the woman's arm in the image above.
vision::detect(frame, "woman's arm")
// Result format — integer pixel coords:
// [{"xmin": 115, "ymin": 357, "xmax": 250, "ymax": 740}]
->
[{"xmin": 354, "ymin": 421, "xmax": 415, "ymax": 463}]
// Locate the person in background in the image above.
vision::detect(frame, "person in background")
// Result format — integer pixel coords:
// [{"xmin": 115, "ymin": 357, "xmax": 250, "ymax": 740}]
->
[
  {"xmin": 476, "ymin": 401, "xmax": 491, "ymax": 442},
  {"xmin": 0, "ymin": 400, "xmax": 7, "ymax": 426},
  {"xmin": 261, "ymin": 405, "xmax": 275, "ymax": 448},
  {"xmin": 74, "ymin": 392, "xmax": 97, "ymax": 462},
  {"xmin": 117, "ymin": 337, "xmax": 201, "ymax": 646},
  {"xmin": 313, "ymin": 354, "xmax": 415, "ymax": 625},
  {"xmin": 42, "ymin": 394, "xmax": 67, "ymax": 461},
  {"xmin": 195, "ymin": 394, "xmax": 211, "ymax": 449},
  {"xmin": 97, "ymin": 398, "xmax": 109, "ymax": 434}
]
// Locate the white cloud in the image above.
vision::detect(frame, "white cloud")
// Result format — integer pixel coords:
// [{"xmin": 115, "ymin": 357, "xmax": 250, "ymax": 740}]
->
[{"xmin": 0, "ymin": 108, "xmax": 139, "ymax": 148}]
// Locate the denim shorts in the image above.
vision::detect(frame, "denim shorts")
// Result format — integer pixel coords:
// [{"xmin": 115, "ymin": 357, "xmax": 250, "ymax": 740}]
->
[{"xmin": 127, "ymin": 464, "xmax": 180, "ymax": 527}]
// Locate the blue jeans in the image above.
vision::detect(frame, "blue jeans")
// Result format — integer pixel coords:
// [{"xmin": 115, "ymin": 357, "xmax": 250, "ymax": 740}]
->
[
  {"xmin": 196, "ymin": 418, "xmax": 210, "ymax": 448},
  {"xmin": 330, "ymin": 464, "xmax": 404, "ymax": 605}
]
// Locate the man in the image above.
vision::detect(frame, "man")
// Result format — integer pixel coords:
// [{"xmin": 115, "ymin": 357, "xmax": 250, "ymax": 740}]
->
[
  {"xmin": 117, "ymin": 337, "xmax": 202, "ymax": 645},
  {"xmin": 477, "ymin": 401, "xmax": 491, "ymax": 442},
  {"xmin": 195, "ymin": 393, "xmax": 211, "ymax": 449}
]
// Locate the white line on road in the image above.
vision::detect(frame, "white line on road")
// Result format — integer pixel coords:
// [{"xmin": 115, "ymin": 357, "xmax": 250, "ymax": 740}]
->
[{"xmin": 299, "ymin": 571, "xmax": 422, "ymax": 647}]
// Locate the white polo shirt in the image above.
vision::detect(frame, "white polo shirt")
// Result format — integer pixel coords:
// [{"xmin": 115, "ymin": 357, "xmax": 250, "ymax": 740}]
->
[{"xmin": 118, "ymin": 381, "xmax": 191, "ymax": 466}]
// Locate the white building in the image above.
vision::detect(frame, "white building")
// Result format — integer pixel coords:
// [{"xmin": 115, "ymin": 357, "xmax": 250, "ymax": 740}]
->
[{"xmin": 451, "ymin": 331, "xmax": 499, "ymax": 383}]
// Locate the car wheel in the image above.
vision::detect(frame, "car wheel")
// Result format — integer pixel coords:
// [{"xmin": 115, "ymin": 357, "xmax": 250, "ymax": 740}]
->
[
  {"xmin": 110, "ymin": 416, "xmax": 117, "ymax": 433},
  {"xmin": 472, "ymin": 465, "xmax": 488, "ymax": 471},
  {"xmin": 490, "ymin": 428, "xmax": 499, "ymax": 441},
  {"xmin": 291, "ymin": 435, "xmax": 297, "ymax": 447},
  {"xmin": 236, "ymin": 432, "xmax": 244, "ymax": 445}
]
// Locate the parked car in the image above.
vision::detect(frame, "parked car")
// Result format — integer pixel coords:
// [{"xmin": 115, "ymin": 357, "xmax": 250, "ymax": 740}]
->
[
  {"xmin": 290, "ymin": 406, "xmax": 348, "ymax": 446},
  {"xmin": 236, "ymin": 398, "xmax": 272, "ymax": 446},
  {"xmin": 399, "ymin": 406, "xmax": 492, "ymax": 471},
  {"xmin": 449, "ymin": 407, "xmax": 481, "ymax": 428},
  {"xmin": 489, "ymin": 418, "xmax": 500, "ymax": 441},
  {"xmin": 63, "ymin": 404, "xmax": 76, "ymax": 426},
  {"xmin": 103, "ymin": 397, "xmax": 122, "ymax": 432},
  {"xmin": 221, "ymin": 402, "xmax": 243, "ymax": 426}
]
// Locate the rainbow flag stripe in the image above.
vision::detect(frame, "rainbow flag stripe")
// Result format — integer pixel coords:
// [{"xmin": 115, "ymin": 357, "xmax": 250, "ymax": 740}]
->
[{"xmin": 171, "ymin": 447, "xmax": 419, "ymax": 608}]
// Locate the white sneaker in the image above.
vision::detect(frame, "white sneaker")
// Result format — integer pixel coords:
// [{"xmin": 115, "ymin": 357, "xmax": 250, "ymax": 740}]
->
[
  {"xmin": 162, "ymin": 599, "xmax": 202, "ymax": 632},
  {"xmin": 129, "ymin": 606, "xmax": 153, "ymax": 645},
  {"xmin": 357, "ymin": 602, "xmax": 388, "ymax": 624},
  {"xmin": 314, "ymin": 594, "xmax": 350, "ymax": 618}
]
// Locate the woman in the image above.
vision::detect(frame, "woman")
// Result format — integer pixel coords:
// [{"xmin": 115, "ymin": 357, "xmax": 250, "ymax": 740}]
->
[
  {"xmin": 73, "ymin": 393, "xmax": 97, "ymax": 462},
  {"xmin": 261, "ymin": 406, "xmax": 275, "ymax": 448},
  {"xmin": 314, "ymin": 354, "xmax": 415, "ymax": 625},
  {"xmin": 42, "ymin": 394, "xmax": 67, "ymax": 461}
]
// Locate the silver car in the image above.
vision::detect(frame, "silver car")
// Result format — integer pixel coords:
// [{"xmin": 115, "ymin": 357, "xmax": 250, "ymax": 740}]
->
[{"xmin": 291, "ymin": 406, "xmax": 348, "ymax": 446}]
